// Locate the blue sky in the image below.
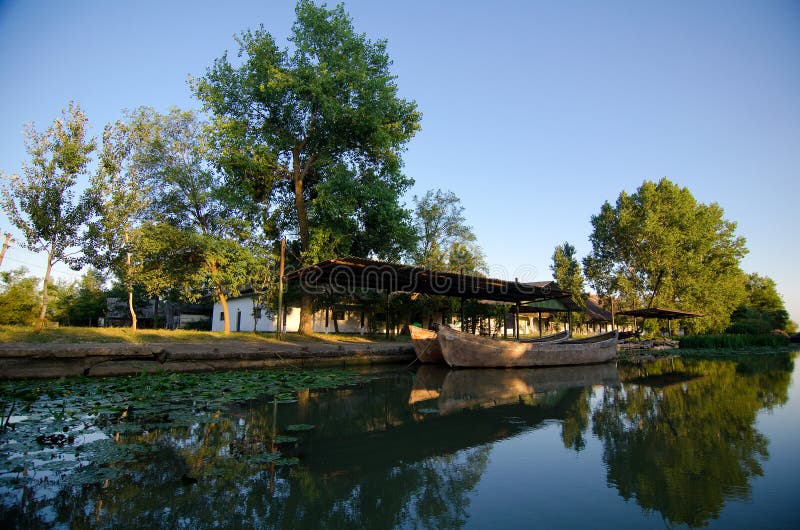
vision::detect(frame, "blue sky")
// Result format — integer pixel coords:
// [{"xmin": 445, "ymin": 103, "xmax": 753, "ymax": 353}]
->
[{"xmin": 1, "ymin": 0, "xmax": 798, "ymax": 323}]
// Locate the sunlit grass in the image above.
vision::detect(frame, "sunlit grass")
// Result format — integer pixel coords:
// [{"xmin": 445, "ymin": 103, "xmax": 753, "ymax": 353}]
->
[{"xmin": 0, "ymin": 325, "xmax": 408, "ymax": 344}]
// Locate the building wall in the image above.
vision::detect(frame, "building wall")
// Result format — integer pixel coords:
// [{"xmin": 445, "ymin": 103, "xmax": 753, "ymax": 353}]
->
[{"xmin": 211, "ymin": 296, "xmax": 368, "ymax": 333}]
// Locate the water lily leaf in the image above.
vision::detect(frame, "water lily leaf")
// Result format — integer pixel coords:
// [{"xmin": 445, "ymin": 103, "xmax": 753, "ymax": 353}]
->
[
  {"xmin": 285, "ymin": 424, "xmax": 315, "ymax": 432},
  {"xmin": 250, "ymin": 452, "xmax": 282, "ymax": 463}
]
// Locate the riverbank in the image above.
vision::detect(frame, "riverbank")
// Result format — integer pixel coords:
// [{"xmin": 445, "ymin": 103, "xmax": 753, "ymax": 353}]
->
[{"xmin": 0, "ymin": 339, "xmax": 415, "ymax": 379}]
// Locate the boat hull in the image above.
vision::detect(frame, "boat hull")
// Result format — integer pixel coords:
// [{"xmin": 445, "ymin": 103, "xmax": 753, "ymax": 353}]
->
[
  {"xmin": 409, "ymin": 326, "xmax": 444, "ymax": 364},
  {"xmin": 438, "ymin": 326, "xmax": 617, "ymax": 368}
]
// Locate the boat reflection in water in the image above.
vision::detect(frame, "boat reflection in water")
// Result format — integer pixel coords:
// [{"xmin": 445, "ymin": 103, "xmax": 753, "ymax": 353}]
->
[{"xmin": 410, "ymin": 363, "xmax": 621, "ymax": 414}]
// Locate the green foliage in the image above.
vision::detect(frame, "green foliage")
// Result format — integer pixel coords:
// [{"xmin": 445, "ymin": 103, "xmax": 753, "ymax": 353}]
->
[
  {"xmin": 728, "ymin": 273, "xmax": 792, "ymax": 333},
  {"xmin": 117, "ymin": 108, "xmax": 271, "ymax": 332},
  {"xmin": 412, "ymin": 189, "xmax": 485, "ymax": 273},
  {"xmin": 679, "ymin": 333, "xmax": 789, "ymax": 349},
  {"xmin": 1, "ymin": 102, "xmax": 96, "ymax": 330},
  {"xmin": 551, "ymin": 242, "xmax": 586, "ymax": 316},
  {"xmin": 308, "ymin": 165, "xmax": 417, "ymax": 262},
  {"xmin": 194, "ymin": 0, "xmax": 421, "ymax": 263},
  {"xmin": 49, "ymin": 269, "xmax": 107, "ymax": 326},
  {"xmin": 583, "ymin": 178, "xmax": 748, "ymax": 333},
  {"xmin": 0, "ymin": 267, "xmax": 40, "ymax": 325},
  {"xmin": 83, "ymin": 110, "xmax": 154, "ymax": 301}
]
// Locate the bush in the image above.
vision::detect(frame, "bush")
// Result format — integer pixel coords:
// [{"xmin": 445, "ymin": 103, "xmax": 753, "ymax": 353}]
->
[
  {"xmin": 679, "ymin": 333, "xmax": 789, "ymax": 349},
  {"xmin": 181, "ymin": 318, "xmax": 211, "ymax": 331}
]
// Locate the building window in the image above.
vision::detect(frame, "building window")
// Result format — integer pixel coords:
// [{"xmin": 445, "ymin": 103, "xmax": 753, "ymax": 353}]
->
[
  {"xmin": 254, "ymin": 308, "xmax": 262, "ymax": 319},
  {"xmin": 219, "ymin": 312, "xmax": 225, "ymax": 321}
]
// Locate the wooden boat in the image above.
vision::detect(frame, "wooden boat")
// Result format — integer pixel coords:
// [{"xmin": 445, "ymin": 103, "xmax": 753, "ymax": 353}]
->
[
  {"xmin": 436, "ymin": 363, "xmax": 620, "ymax": 413},
  {"xmin": 408, "ymin": 325, "xmax": 444, "ymax": 364},
  {"xmin": 519, "ymin": 329, "xmax": 569, "ymax": 343},
  {"xmin": 438, "ymin": 325, "xmax": 618, "ymax": 368}
]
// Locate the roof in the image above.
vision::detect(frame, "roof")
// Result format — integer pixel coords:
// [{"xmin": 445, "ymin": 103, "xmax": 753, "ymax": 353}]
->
[
  {"xmin": 514, "ymin": 297, "xmax": 581, "ymax": 313},
  {"xmin": 585, "ymin": 297, "xmax": 613, "ymax": 322},
  {"xmin": 615, "ymin": 307, "xmax": 704, "ymax": 319},
  {"xmin": 285, "ymin": 256, "xmax": 569, "ymax": 303}
]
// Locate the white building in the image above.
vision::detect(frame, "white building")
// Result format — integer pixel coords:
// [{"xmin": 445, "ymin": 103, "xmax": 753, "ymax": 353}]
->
[{"xmin": 211, "ymin": 294, "xmax": 370, "ymax": 333}]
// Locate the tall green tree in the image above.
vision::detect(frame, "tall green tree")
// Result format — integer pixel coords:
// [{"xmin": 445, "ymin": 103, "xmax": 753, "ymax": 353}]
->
[
  {"xmin": 194, "ymin": 0, "xmax": 421, "ymax": 333},
  {"xmin": 728, "ymin": 273, "xmax": 793, "ymax": 333},
  {"xmin": 412, "ymin": 189, "xmax": 484, "ymax": 272},
  {"xmin": 0, "ymin": 267, "xmax": 40, "ymax": 325},
  {"xmin": 583, "ymin": 178, "xmax": 747, "ymax": 333},
  {"xmin": 0, "ymin": 102, "xmax": 95, "ymax": 331},
  {"xmin": 551, "ymin": 242, "xmax": 586, "ymax": 311},
  {"xmin": 126, "ymin": 108, "xmax": 262, "ymax": 333},
  {"xmin": 83, "ymin": 111, "xmax": 154, "ymax": 330}
]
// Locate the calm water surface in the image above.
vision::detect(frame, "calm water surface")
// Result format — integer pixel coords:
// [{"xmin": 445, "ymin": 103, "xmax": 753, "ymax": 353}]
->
[{"xmin": 2, "ymin": 353, "xmax": 799, "ymax": 529}]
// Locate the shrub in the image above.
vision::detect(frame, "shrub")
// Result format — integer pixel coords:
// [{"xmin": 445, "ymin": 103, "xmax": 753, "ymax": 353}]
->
[{"xmin": 679, "ymin": 333, "xmax": 789, "ymax": 349}]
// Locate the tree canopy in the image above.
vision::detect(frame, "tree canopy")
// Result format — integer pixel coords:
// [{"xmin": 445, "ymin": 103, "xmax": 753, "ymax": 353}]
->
[
  {"xmin": 728, "ymin": 273, "xmax": 795, "ymax": 334},
  {"xmin": 551, "ymin": 242, "xmax": 585, "ymax": 312},
  {"xmin": 583, "ymin": 178, "xmax": 748, "ymax": 333},
  {"xmin": 0, "ymin": 102, "xmax": 95, "ymax": 331},
  {"xmin": 412, "ymin": 189, "xmax": 485, "ymax": 273},
  {"xmin": 193, "ymin": 0, "xmax": 421, "ymax": 332}
]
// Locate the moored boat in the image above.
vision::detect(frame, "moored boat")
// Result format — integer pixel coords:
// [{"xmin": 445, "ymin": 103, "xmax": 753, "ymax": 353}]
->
[
  {"xmin": 519, "ymin": 329, "xmax": 570, "ymax": 343},
  {"xmin": 438, "ymin": 325, "xmax": 618, "ymax": 368},
  {"xmin": 409, "ymin": 325, "xmax": 444, "ymax": 364}
]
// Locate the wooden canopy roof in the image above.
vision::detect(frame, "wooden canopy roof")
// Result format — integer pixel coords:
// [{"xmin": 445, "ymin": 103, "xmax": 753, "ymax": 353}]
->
[
  {"xmin": 513, "ymin": 296, "xmax": 581, "ymax": 314},
  {"xmin": 615, "ymin": 307, "xmax": 703, "ymax": 319},
  {"xmin": 285, "ymin": 257, "xmax": 569, "ymax": 303}
]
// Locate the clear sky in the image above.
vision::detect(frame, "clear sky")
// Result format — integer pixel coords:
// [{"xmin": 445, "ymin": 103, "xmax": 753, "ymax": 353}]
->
[{"xmin": 1, "ymin": 0, "xmax": 798, "ymax": 323}]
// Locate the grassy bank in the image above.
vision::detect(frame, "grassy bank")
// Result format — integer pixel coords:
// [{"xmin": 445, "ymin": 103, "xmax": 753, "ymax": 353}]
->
[
  {"xmin": 0, "ymin": 325, "xmax": 407, "ymax": 344},
  {"xmin": 679, "ymin": 333, "xmax": 789, "ymax": 349}
]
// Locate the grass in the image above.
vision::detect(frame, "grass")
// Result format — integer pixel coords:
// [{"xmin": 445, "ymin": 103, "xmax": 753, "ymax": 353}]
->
[
  {"xmin": 0, "ymin": 325, "xmax": 409, "ymax": 344},
  {"xmin": 679, "ymin": 333, "xmax": 790, "ymax": 349}
]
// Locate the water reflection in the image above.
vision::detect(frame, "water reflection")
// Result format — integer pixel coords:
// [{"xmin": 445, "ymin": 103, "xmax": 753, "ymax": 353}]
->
[
  {"xmin": 596, "ymin": 355, "xmax": 794, "ymax": 527},
  {"xmin": 2, "ymin": 355, "xmax": 795, "ymax": 529}
]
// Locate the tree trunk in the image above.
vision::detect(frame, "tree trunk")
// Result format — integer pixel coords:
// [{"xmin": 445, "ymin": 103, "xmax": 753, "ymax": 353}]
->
[
  {"xmin": 293, "ymin": 170, "xmax": 315, "ymax": 335},
  {"xmin": 128, "ymin": 289, "xmax": 137, "ymax": 331},
  {"xmin": 35, "ymin": 246, "xmax": 55, "ymax": 332},
  {"xmin": 293, "ymin": 177, "xmax": 310, "ymax": 253},
  {"xmin": 0, "ymin": 233, "xmax": 11, "ymax": 268},
  {"xmin": 299, "ymin": 292, "xmax": 314, "ymax": 334},
  {"xmin": 218, "ymin": 288, "xmax": 230, "ymax": 334},
  {"xmin": 125, "ymin": 242, "xmax": 137, "ymax": 331}
]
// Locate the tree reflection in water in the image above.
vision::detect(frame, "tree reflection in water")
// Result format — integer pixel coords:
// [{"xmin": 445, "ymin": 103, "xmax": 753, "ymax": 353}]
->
[
  {"xmin": 593, "ymin": 355, "xmax": 793, "ymax": 527},
  {"xmin": 3, "ymin": 356, "xmax": 794, "ymax": 529}
]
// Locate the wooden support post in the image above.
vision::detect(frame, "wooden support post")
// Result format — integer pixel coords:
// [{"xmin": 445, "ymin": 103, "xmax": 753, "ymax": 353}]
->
[
  {"xmin": 610, "ymin": 296, "xmax": 615, "ymax": 330},
  {"xmin": 538, "ymin": 311, "xmax": 542, "ymax": 337},
  {"xmin": 568, "ymin": 311, "xmax": 572, "ymax": 335},
  {"xmin": 277, "ymin": 237, "xmax": 285, "ymax": 339},
  {"xmin": 460, "ymin": 297, "xmax": 465, "ymax": 332},
  {"xmin": 504, "ymin": 311, "xmax": 508, "ymax": 339},
  {"xmin": 515, "ymin": 301, "xmax": 520, "ymax": 340},
  {"xmin": 386, "ymin": 291, "xmax": 391, "ymax": 339}
]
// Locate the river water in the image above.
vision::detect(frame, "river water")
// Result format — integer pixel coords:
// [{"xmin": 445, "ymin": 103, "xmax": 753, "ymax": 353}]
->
[{"xmin": 2, "ymin": 353, "xmax": 799, "ymax": 528}]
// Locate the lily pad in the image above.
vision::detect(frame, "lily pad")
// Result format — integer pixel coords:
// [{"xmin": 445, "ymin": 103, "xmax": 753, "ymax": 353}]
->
[
  {"xmin": 285, "ymin": 424, "xmax": 315, "ymax": 432},
  {"xmin": 250, "ymin": 452, "xmax": 282, "ymax": 464}
]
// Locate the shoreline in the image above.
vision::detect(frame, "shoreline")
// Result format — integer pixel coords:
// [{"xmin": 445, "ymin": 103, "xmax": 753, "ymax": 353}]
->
[{"xmin": 0, "ymin": 340, "xmax": 415, "ymax": 379}]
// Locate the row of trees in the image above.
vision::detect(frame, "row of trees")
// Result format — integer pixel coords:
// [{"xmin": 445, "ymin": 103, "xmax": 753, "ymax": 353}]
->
[
  {"xmin": 1, "ymin": 1, "xmax": 486, "ymax": 334},
  {"xmin": 550, "ymin": 178, "xmax": 795, "ymax": 334}
]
